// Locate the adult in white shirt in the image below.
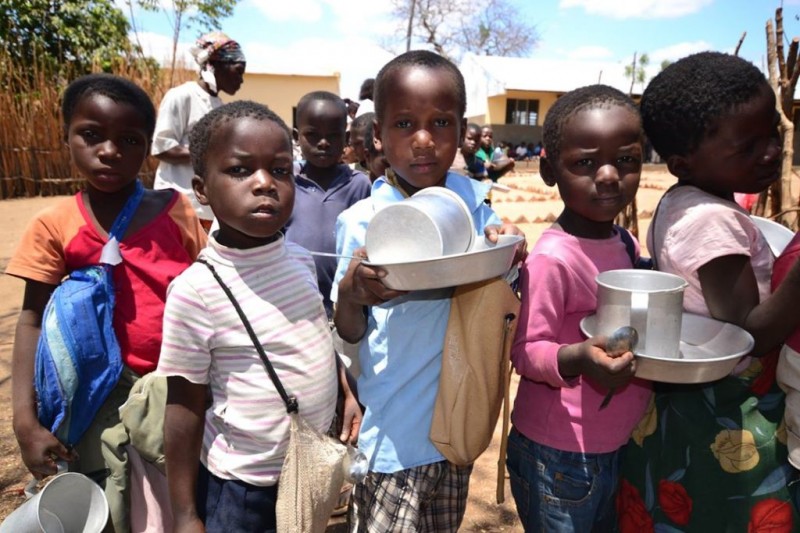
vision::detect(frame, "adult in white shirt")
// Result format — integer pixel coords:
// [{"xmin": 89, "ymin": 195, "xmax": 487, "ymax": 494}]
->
[{"xmin": 152, "ymin": 31, "xmax": 246, "ymax": 229}]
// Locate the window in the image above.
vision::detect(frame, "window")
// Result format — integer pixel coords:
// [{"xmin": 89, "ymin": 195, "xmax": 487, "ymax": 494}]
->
[{"xmin": 505, "ymin": 99, "xmax": 539, "ymax": 126}]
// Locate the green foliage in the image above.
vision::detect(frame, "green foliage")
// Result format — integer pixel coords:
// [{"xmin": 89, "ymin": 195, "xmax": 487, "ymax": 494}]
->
[
  {"xmin": 624, "ymin": 52, "xmax": 649, "ymax": 92},
  {"xmin": 133, "ymin": 0, "xmax": 237, "ymax": 36},
  {"xmin": 0, "ymin": 0, "xmax": 131, "ymax": 74}
]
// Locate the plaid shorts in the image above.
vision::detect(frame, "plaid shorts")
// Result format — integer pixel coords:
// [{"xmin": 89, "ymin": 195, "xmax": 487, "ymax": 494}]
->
[{"xmin": 349, "ymin": 460, "xmax": 473, "ymax": 532}]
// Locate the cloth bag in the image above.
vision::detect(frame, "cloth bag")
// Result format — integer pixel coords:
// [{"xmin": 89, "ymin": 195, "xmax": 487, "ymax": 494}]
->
[
  {"xmin": 199, "ymin": 259, "xmax": 347, "ymax": 533},
  {"xmin": 35, "ymin": 180, "xmax": 144, "ymax": 446},
  {"xmin": 429, "ymin": 276, "xmax": 520, "ymax": 467}
]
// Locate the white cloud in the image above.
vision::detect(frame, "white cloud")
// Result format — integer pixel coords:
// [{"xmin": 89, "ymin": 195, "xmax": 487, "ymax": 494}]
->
[
  {"xmin": 559, "ymin": 0, "xmax": 713, "ymax": 19},
  {"xmin": 130, "ymin": 31, "xmax": 196, "ymax": 67},
  {"xmin": 243, "ymin": 36, "xmax": 394, "ymax": 97},
  {"xmin": 246, "ymin": 0, "xmax": 324, "ymax": 22},
  {"xmin": 646, "ymin": 40, "xmax": 713, "ymax": 64},
  {"xmin": 566, "ymin": 45, "xmax": 614, "ymax": 60}
]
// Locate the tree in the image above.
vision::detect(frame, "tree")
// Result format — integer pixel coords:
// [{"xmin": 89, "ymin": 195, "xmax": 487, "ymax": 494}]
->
[
  {"xmin": 128, "ymin": 0, "xmax": 238, "ymax": 82},
  {"xmin": 0, "ymin": 0, "xmax": 131, "ymax": 74},
  {"xmin": 624, "ymin": 52, "xmax": 649, "ymax": 94},
  {"xmin": 390, "ymin": 0, "xmax": 537, "ymax": 61},
  {"xmin": 763, "ymin": 6, "xmax": 799, "ymax": 229}
]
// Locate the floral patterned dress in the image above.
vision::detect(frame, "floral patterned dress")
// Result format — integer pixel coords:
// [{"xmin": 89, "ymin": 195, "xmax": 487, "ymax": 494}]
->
[{"xmin": 617, "ymin": 351, "xmax": 799, "ymax": 532}]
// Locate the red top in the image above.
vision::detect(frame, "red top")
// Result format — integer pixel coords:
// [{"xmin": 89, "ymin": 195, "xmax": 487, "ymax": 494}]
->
[
  {"xmin": 772, "ymin": 231, "xmax": 800, "ymax": 352},
  {"xmin": 6, "ymin": 191, "xmax": 206, "ymax": 374}
]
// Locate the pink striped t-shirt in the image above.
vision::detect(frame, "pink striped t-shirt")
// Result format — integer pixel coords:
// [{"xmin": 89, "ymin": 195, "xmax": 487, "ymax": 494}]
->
[{"xmin": 156, "ymin": 234, "xmax": 338, "ymax": 486}]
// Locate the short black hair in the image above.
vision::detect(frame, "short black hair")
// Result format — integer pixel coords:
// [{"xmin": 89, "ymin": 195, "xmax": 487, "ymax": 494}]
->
[
  {"xmin": 640, "ymin": 51, "xmax": 769, "ymax": 159},
  {"xmin": 189, "ymin": 100, "xmax": 290, "ymax": 178},
  {"xmin": 373, "ymin": 50, "xmax": 466, "ymax": 120},
  {"xmin": 61, "ymin": 73, "xmax": 156, "ymax": 139},
  {"xmin": 351, "ymin": 112, "xmax": 374, "ymax": 135},
  {"xmin": 359, "ymin": 78, "xmax": 375, "ymax": 101},
  {"xmin": 542, "ymin": 84, "xmax": 640, "ymax": 158},
  {"xmin": 296, "ymin": 90, "xmax": 348, "ymax": 126},
  {"xmin": 466, "ymin": 123, "xmax": 481, "ymax": 135}
]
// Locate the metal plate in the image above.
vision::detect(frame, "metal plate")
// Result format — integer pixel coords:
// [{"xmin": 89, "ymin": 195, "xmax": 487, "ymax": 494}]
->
[
  {"xmin": 363, "ymin": 234, "xmax": 524, "ymax": 291},
  {"xmin": 581, "ymin": 312, "xmax": 754, "ymax": 384}
]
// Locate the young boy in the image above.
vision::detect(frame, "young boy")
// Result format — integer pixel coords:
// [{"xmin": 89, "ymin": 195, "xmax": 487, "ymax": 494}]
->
[
  {"xmin": 283, "ymin": 91, "xmax": 371, "ymax": 320},
  {"xmin": 363, "ymin": 120, "xmax": 388, "ymax": 183},
  {"xmin": 476, "ymin": 125, "xmax": 515, "ymax": 181},
  {"xmin": 332, "ymin": 50, "xmax": 525, "ymax": 532},
  {"xmin": 157, "ymin": 100, "xmax": 360, "ymax": 531},
  {"xmin": 348, "ymin": 111, "xmax": 374, "ymax": 174}
]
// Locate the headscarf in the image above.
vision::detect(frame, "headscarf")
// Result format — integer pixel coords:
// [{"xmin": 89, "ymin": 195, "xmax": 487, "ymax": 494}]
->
[{"xmin": 190, "ymin": 31, "xmax": 246, "ymax": 94}]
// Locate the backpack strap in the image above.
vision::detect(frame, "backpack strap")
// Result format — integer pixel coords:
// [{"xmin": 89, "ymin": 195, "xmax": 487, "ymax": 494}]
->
[{"xmin": 99, "ymin": 180, "xmax": 145, "ymax": 266}]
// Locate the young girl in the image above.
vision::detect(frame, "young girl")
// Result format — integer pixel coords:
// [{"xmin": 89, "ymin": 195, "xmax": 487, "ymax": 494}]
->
[
  {"xmin": 7, "ymin": 73, "xmax": 206, "ymax": 532},
  {"xmin": 618, "ymin": 52, "xmax": 800, "ymax": 532},
  {"xmin": 508, "ymin": 84, "xmax": 652, "ymax": 532},
  {"xmin": 156, "ymin": 100, "xmax": 360, "ymax": 531}
]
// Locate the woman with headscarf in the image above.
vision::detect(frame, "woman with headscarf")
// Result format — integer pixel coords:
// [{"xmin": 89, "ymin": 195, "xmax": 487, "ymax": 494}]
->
[{"xmin": 151, "ymin": 32, "xmax": 246, "ymax": 230}]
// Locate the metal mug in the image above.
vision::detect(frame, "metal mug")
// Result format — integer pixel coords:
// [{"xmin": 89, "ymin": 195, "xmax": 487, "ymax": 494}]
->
[
  {"xmin": 365, "ymin": 187, "xmax": 474, "ymax": 264},
  {"xmin": 595, "ymin": 269, "xmax": 688, "ymax": 359}
]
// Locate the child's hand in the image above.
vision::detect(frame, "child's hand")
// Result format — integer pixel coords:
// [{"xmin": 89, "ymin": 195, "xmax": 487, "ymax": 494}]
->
[
  {"xmin": 15, "ymin": 420, "xmax": 77, "ymax": 478},
  {"xmin": 484, "ymin": 224, "xmax": 528, "ymax": 264},
  {"xmin": 559, "ymin": 338, "xmax": 636, "ymax": 390},
  {"xmin": 583, "ymin": 336, "xmax": 637, "ymax": 389},
  {"xmin": 338, "ymin": 247, "xmax": 407, "ymax": 306}
]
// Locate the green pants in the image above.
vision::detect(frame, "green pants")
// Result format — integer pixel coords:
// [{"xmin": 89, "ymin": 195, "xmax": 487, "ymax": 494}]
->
[{"xmin": 71, "ymin": 368, "xmax": 167, "ymax": 533}]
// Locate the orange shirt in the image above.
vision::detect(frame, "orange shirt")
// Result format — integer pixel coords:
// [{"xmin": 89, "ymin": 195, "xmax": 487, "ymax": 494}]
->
[{"xmin": 6, "ymin": 191, "xmax": 206, "ymax": 375}]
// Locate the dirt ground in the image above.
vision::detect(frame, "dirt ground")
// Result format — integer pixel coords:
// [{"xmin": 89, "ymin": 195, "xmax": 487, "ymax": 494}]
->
[{"xmin": 0, "ymin": 166, "xmax": 676, "ymax": 530}]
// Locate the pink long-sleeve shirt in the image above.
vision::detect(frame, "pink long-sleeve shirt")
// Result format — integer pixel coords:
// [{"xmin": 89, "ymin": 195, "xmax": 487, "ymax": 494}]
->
[{"xmin": 511, "ymin": 228, "xmax": 653, "ymax": 454}]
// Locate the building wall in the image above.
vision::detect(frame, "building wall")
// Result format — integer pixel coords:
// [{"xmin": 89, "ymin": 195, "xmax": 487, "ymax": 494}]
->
[{"xmin": 223, "ymin": 72, "xmax": 340, "ymax": 129}]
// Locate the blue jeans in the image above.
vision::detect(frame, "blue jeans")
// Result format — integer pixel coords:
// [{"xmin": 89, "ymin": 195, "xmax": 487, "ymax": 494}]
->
[
  {"xmin": 197, "ymin": 464, "xmax": 278, "ymax": 533},
  {"xmin": 506, "ymin": 428, "xmax": 620, "ymax": 532}
]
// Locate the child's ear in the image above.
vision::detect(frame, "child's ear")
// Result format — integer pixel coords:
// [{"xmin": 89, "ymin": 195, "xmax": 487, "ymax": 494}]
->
[
  {"xmin": 539, "ymin": 157, "xmax": 557, "ymax": 187},
  {"xmin": 192, "ymin": 175, "xmax": 210, "ymax": 206},
  {"xmin": 458, "ymin": 117, "xmax": 467, "ymax": 147},
  {"xmin": 666, "ymin": 154, "xmax": 691, "ymax": 182},
  {"xmin": 373, "ymin": 119, "xmax": 382, "ymax": 144},
  {"xmin": 372, "ymin": 136, "xmax": 382, "ymax": 152},
  {"xmin": 292, "ymin": 128, "xmax": 299, "ymax": 143}
]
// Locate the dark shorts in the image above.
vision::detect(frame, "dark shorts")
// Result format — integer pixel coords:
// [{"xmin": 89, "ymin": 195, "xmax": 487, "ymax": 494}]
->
[{"xmin": 197, "ymin": 463, "xmax": 278, "ymax": 533}]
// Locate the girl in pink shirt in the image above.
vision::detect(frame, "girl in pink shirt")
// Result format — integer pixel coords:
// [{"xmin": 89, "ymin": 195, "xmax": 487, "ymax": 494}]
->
[{"xmin": 508, "ymin": 85, "xmax": 652, "ymax": 532}]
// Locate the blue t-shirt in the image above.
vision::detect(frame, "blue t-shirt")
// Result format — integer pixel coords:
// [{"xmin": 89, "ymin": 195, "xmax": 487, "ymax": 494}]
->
[
  {"xmin": 331, "ymin": 172, "xmax": 500, "ymax": 473},
  {"xmin": 284, "ymin": 164, "xmax": 371, "ymax": 318}
]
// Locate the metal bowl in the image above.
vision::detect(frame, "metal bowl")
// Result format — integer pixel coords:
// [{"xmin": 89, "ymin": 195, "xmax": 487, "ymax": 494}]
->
[
  {"xmin": 581, "ymin": 312, "xmax": 754, "ymax": 384},
  {"xmin": 752, "ymin": 216, "xmax": 794, "ymax": 256},
  {"xmin": 363, "ymin": 234, "xmax": 523, "ymax": 291}
]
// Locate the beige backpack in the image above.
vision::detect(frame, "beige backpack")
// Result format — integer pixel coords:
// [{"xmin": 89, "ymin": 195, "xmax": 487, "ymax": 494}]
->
[{"xmin": 429, "ymin": 276, "xmax": 520, "ymax": 476}]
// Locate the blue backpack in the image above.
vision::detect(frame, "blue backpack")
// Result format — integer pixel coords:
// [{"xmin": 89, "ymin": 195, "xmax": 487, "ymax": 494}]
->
[{"xmin": 35, "ymin": 181, "xmax": 144, "ymax": 447}]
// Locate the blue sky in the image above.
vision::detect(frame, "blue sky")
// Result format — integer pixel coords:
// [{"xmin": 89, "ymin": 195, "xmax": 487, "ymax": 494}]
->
[{"xmin": 126, "ymin": 0, "xmax": 800, "ymax": 98}]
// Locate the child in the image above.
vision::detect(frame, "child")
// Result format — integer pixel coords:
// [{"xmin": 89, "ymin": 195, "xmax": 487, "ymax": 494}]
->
[
  {"xmin": 476, "ymin": 124, "xmax": 514, "ymax": 181},
  {"xmin": 283, "ymin": 90, "xmax": 371, "ymax": 320},
  {"xmin": 332, "ymin": 50, "xmax": 525, "ymax": 532},
  {"xmin": 363, "ymin": 120, "xmax": 388, "ymax": 183},
  {"xmin": 156, "ymin": 100, "xmax": 360, "ymax": 531},
  {"xmin": 508, "ymin": 84, "xmax": 652, "ymax": 532},
  {"xmin": 775, "ymin": 233, "xmax": 800, "ymax": 470},
  {"xmin": 618, "ymin": 52, "xmax": 800, "ymax": 532},
  {"xmin": 6, "ymin": 73, "xmax": 206, "ymax": 532},
  {"xmin": 461, "ymin": 123, "xmax": 490, "ymax": 180},
  {"xmin": 348, "ymin": 111, "xmax": 374, "ymax": 174}
]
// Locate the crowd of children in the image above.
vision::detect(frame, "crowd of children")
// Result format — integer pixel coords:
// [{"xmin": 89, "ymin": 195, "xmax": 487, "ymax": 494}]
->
[{"xmin": 7, "ymin": 45, "xmax": 800, "ymax": 533}]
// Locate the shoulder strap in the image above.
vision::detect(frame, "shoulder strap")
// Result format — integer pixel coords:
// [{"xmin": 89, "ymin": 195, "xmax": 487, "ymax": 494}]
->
[
  {"xmin": 99, "ymin": 180, "xmax": 145, "ymax": 266},
  {"xmin": 197, "ymin": 258, "xmax": 299, "ymax": 414}
]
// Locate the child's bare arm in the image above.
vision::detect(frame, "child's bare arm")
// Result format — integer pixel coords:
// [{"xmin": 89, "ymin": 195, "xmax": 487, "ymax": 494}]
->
[
  {"xmin": 333, "ymin": 247, "xmax": 406, "ymax": 343},
  {"xmin": 557, "ymin": 337, "xmax": 636, "ymax": 390},
  {"xmin": 12, "ymin": 280, "xmax": 77, "ymax": 477},
  {"xmin": 164, "ymin": 376, "xmax": 207, "ymax": 532},
  {"xmin": 336, "ymin": 358, "xmax": 362, "ymax": 445},
  {"xmin": 699, "ymin": 254, "xmax": 800, "ymax": 356}
]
